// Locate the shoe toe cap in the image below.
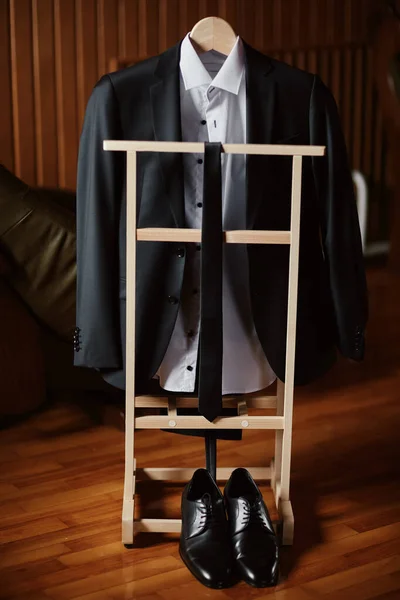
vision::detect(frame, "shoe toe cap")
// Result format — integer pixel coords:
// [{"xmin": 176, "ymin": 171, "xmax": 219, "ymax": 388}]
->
[
  {"xmin": 237, "ymin": 553, "xmax": 279, "ymax": 587},
  {"xmin": 192, "ymin": 559, "xmax": 233, "ymax": 588},
  {"xmin": 180, "ymin": 545, "xmax": 235, "ymax": 589}
]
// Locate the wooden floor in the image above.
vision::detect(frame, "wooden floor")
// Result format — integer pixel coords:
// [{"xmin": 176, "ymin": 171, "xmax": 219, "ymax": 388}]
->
[{"xmin": 0, "ymin": 261, "xmax": 399, "ymax": 600}]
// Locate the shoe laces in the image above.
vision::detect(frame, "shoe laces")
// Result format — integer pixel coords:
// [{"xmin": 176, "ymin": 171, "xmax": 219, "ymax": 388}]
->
[
  {"xmin": 241, "ymin": 498, "xmax": 269, "ymax": 530},
  {"xmin": 198, "ymin": 492, "xmax": 216, "ymax": 528}
]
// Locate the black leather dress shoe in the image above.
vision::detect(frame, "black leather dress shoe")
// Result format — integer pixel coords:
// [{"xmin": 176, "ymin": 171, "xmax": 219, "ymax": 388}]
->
[
  {"xmin": 224, "ymin": 468, "xmax": 280, "ymax": 587},
  {"xmin": 179, "ymin": 468, "xmax": 235, "ymax": 588}
]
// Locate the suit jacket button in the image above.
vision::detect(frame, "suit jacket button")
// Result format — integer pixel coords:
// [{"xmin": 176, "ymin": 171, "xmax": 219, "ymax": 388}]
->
[
  {"xmin": 176, "ymin": 247, "xmax": 185, "ymax": 258},
  {"xmin": 168, "ymin": 295, "xmax": 178, "ymax": 304}
]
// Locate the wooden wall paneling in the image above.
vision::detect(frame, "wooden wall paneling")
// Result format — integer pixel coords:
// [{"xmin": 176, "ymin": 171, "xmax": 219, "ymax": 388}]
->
[
  {"xmin": 344, "ymin": 0, "xmax": 353, "ymax": 44},
  {"xmin": 280, "ymin": 0, "xmax": 299, "ymax": 49},
  {"xmin": 9, "ymin": 0, "xmax": 36, "ymax": 185},
  {"xmin": 257, "ymin": 0, "xmax": 274, "ymax": 51},
  {"xmin": 175, "ymin": 0, "xmax": 189, "ymax": 41},
  {"xmin": 350, "ymin": 0, "xmax": 366, "ymax": 43},
  {"xmin": 159, "ymin": 0, "xmax": 180, "ymax": 51},
  {"xmin": 363, "ymin": 47, "xmax": 374, "ymax": 178},
  {"xmin": 359, "ymin": 0, "xmax": 370, "ymax": 42},
  {"xmin": 97, "ymin": 0, "xmax": 119, "ymax": 78},
  {"xmin": 331, "ymin": 47, "xmax": 343, "ymax": 115},
  {"xmin": 312, "ymin": 0, "xmax": 327, "ymax": 47},
  {"xmin": 370, "ymin": 87, "xmax": 379, "ymax": 185},
  {"xmin": 319, "ymin": 48, "xmax": 331, "ymax": 88},
  {"xmin": 326, "ymin": 0, "xmax": 336, "ymax": 45},
  {"xmin": 0, "ymin": 0, "xmax": 14, "ymax": 173},
  {"xmin": 117, "ymin": 0, "xmax": 139, "ymax": 59},
  {"xmin": 117, "ymin": 0, "xmax": 126, "ymax": 56},
  {"xmin": 352, "ymin": 46, "xmax": 364, "ymax": 172},
  {"xmin": 373, "ymin": 108, "xmax": 384, "ymax": 200},
  {"xmin": 138, "ymin": 0, "xmax": 159, "ymax": 57},
  {"xmin": 292, "ymin": 0, "xmax": 301, "ymax": 48},
  {"xmin": 378, "ymin": 135, "xmax": 389, "ymax": 240},
  {"xmin": 297, "ymin": 0, "xmax": 311, "ymax": 48},
  {"xmin": 178, "ymin": 0, "xmax": 199, "ymax": 38},
  {"xmin": 272, "ymin": 0, "xmax": 282, "ymax": 49},
  {"xmin": 331, "ymin": 0, "xmax": 347, "ymax": 46},
  {"xmin": 307, "ymin": 49, "xmax": 318, "ymax": 75},
  {"xmin": 237, "ymin": 0, "xmax": 255, "ymax": 44},
  {"xmin": 54, "ymin": 0, "xmax": 78, "ymax": 190},
  {"xmin": 76, "ymin": 0, "xmax": 98, "ymax": 130},
  {"xmin": 368, "ymin": 89, "xmax": 382, "ymax": 242},
  {"xmin": 253, "ymin": 0, "xmax": 266, "ymax": 50},
  {"xmin": 198, "ymin": 0, "xmax": 219, "ymax": 21},
  {"xmin": 295, "ymin": 50, "xmax": 306, "ymax": 71},
  {"xmin": 342, "ymin": 46, "xmax": 355, "ymax": 163},
  {"xmin": 217, "ymin": 0, "xmax": 238, "ymax": 33},
  {"xmin": 351, "ymin": 0, "xmax": 369, "ymax": 43},
  {"xmin": 32, "ymin": 0, "xmax": 58, "ymax": 187},
  {"xmin": 283, "ymin": 51, "xmax": 294, "ymax": 68}
]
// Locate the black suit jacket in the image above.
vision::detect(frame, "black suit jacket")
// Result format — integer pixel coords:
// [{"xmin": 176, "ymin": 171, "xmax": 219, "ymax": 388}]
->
[{"xmin": 73, "ymin": 39, "xmax": 368, "ymax": 393}]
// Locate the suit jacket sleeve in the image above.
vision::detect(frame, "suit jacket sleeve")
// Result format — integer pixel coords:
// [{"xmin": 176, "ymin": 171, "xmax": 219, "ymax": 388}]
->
[
  {"xmin": 309, "ymin": 74, "xmax": 368, "ymax": 361},
  {"xmin": 74, "ymin": 74, "xmax": 124, "ymax": 369}
]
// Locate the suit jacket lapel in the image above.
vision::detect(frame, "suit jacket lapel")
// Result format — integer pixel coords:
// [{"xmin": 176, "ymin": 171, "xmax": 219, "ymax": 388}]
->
[
  {"xmin": 243, "ymin": 41, "xmax": 276, "ymax": 230},
  {"xmin": 150, "ymin": 41, "xmax": 185, "ymax": 228}
]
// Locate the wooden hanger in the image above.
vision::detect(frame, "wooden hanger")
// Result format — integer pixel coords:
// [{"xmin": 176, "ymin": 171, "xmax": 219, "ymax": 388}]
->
[{"xmin": 189, "ymin": 16, "xmax": 237, "ymax": 56}]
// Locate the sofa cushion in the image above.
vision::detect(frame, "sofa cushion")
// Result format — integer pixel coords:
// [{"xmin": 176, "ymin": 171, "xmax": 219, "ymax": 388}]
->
[{"xmin": 0, "ymin": 164, "xmax": 76, "ymax": 341}]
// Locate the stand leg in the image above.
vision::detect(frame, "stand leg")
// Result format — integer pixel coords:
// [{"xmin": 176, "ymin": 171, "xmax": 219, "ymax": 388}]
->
[
  {"xmin": 272, "ymin": 378, "xmax": 285, "ymax": 498},
  {"xmin": 272, "ymin": 378, "xmax": 295, "ymax": 545},
  {"xmin": 205, "ymin": 432, "xmax": 217, "ymax": 480},
  {"xmin": 122, "ymin": 457, "xmax": 135, "ymax": 545},
  {"xmin": 123, "ymin": 150, "xmax": 137, "ymax": 546}
]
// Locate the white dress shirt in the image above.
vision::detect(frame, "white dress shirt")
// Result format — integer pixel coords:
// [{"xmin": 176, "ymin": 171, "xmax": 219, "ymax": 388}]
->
[{"xmin": 154, "ymin": 32, "xmax": 277, "ymax": 394}]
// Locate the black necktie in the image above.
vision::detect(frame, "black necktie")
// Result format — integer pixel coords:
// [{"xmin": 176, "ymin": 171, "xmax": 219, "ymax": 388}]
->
[{"xmin": 198, "ymin": 142, "xmax": 223, "ymax": 422}]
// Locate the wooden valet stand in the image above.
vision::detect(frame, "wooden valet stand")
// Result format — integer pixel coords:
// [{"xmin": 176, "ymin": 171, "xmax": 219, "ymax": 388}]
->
[{"xmin": 103, "ymin": 139, "xmax": 325, "ymax": 547}]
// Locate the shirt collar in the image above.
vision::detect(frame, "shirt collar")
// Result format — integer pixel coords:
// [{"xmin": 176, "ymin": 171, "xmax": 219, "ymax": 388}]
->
[{"xmin": 179, "ymin": 32, "xmax": 244, "ymax": 95}]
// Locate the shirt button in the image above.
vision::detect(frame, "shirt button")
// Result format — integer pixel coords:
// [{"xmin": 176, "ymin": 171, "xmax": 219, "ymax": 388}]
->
[
  {"xmin": 196, "ymin": 244, "xmax": 201, "ymax": 251},
  {"xmin": 197, "ymin": 158, "xmax": 203, "ymax": 164},
  {"xmin": 167, "ymin": 295, "xmax": 178, "ymax": 304},
  {"xmin": 201, "ymin": 119, "xmax": 206, "ymax": 125},
  {"xmin": 186, "ymin": 365, "xmax": 193, "ymax": 371},
  {"xmin": 187, "ymin": 329, "xmax": 195, "ymax": 337},
  {"xmin": 197, "ymin": 202, "xmax": 203, "ymax": 208}
]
